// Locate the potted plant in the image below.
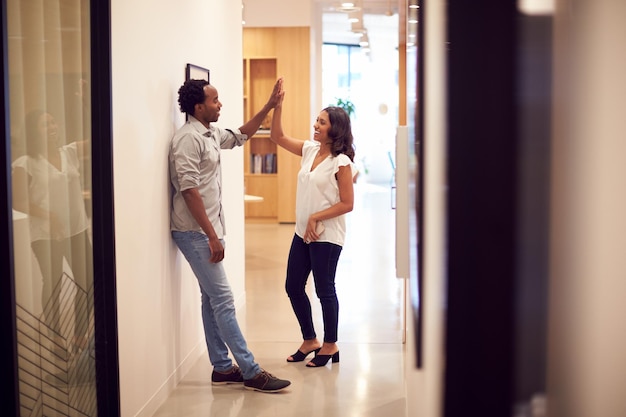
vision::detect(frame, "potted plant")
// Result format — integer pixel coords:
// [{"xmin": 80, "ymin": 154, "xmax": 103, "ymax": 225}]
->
[{"xmin": 334, "ymin": 97, "xmax": 355, "ymax": 118}]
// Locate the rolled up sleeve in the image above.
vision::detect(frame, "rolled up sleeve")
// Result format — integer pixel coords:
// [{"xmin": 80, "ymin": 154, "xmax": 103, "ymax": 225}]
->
[
  {"xmin": 172, "ymin": 136, "xmax": 202, "ymax": 192},
  {"xmin": 220, "ymin": 128, "xmax": 248, "ymax": 149}
]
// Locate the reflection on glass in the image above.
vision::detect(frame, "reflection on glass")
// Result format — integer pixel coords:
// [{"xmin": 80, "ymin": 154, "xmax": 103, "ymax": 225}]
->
[
  {"xmin": 13, "ymin": 109, "xmax": 93, "ymax": 342},
  {"xmin": 8, "ymin": 0, "xmax": 96, "ymax": 414}
]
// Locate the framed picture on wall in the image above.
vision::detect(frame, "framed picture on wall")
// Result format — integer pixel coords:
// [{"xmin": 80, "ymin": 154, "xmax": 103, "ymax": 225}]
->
[
  {"xmin": 184, "ymin": 64, "xmax": 210, "ymax": 121},
  {"xmin": 185, "ymin": 63, "xmax": 210, "ymax": 82}
]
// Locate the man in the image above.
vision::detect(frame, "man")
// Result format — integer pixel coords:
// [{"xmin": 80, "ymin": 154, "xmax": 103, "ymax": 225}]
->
[{"xmin": 169, "ymin": 78, "xmax": 290, "ymax": 393}]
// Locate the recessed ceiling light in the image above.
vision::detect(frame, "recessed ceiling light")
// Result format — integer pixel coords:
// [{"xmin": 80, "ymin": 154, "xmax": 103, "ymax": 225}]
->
[{"xmin": 337, "ymin": 1, "xmax": 361, "ymax": 12}]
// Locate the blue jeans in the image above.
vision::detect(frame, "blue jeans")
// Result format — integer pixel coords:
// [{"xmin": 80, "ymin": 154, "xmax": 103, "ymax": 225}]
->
[
  {"xmin": 285, "ymin": 234, "xmax": 342, "ymax": 343},
  {"xmin": 171, "ymin": 231, "xmax": 260, "ymax": 379}
]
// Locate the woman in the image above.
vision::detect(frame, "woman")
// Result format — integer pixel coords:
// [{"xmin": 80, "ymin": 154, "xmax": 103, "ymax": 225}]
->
[
  {"xmin": 270, "ymin": 79, "xmax": 356, "ymax": 367},
  {"xmin": 12, "ymin": 110, "xmax": 92, "ymax": 358}
]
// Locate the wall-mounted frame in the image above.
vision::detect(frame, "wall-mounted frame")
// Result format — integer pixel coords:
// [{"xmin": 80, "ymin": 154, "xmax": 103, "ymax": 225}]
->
[
  {"xmin": 185, "ymin": 63, "xmax": 210, "ymax": 82},
  {"xmin": 184, "ymin": 64, "xmax": 210, "ymax": 120}
]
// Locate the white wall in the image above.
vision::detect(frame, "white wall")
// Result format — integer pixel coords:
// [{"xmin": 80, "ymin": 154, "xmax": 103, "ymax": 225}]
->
[
  {"xmin": 548, "ymin": 1, "xmax": 626, "ymax": 416},
  {"xmin": 110, "ymin": 1, "xmax": 246, "ymax": 415}
]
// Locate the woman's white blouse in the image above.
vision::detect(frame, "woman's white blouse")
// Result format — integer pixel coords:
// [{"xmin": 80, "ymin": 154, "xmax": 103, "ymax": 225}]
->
[
  {"xmin": 295, "ymin": 140, "xmax": 355, "ymax": 246},
  {"xmin": 12, "ymin": 143, "xmax": 90, "ymax": 242}
]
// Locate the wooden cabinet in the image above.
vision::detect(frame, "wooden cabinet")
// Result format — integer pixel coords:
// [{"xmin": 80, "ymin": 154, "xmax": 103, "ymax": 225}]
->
[{"xmin": 243, "ymin": 27, "xmax": 310, "ymax": 223}]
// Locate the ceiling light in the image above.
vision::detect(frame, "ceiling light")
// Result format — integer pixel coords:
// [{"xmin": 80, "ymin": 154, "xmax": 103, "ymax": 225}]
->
[{"xmin": 337, "ymin": 1, "xmax": 361, "ymax": 12}]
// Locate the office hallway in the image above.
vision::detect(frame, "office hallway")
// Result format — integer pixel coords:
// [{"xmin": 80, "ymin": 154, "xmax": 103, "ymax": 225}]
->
[{"xmin": 152, "ymin": 182, "xmax": 407, "ymax": 416}]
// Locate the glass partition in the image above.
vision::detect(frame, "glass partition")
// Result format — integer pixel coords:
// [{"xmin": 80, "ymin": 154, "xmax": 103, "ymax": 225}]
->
[{"xmin": 7, "ymin": 0, "xmax": 96, "ymax": 414}]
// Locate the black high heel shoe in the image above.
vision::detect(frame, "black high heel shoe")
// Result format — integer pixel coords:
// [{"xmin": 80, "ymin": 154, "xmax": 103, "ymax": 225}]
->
[
  {"xmin": 306, "ymin": 351, "xmax": 340, "ymax": 367},
  {"xmin": 287, "ymin": 347, "xmax": 321, "ymax": 363}
]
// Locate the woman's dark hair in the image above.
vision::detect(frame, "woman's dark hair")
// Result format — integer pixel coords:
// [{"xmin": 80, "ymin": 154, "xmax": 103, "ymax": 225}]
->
[
  {"xmin": 323, "ymin": 106, "xmax": 355, "ymax": 162},
  {"xmin": 24, "ymin": 109, "xmax": 48, "ymax": 157},
  {"xmin": 178, "ymin": 79, "xmax": 209, "ymax": 115}
]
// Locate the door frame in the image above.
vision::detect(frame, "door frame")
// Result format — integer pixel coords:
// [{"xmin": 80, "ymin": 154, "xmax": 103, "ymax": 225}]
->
[{"xmin": 0, "ymin": 0, "xmax": 121, "ymax": 414}]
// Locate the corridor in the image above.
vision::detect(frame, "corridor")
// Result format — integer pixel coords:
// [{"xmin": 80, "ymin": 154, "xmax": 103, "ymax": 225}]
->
[{"xmin": 152, "ymin": 182, "xmax": 408, "ymax": 416}]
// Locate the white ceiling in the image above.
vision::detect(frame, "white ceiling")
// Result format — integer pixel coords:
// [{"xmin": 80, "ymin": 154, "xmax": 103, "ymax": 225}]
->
[
  {"xmin": 322, "ymin": 11, "xmax": 398, "ymax": 45},
  {"xmin": 316, "ymin": 0, "xmax": 400, "ymax": 16},
  {"xmin": 322, "ymin": 0, "xmax": 401, "ymax": 49}
]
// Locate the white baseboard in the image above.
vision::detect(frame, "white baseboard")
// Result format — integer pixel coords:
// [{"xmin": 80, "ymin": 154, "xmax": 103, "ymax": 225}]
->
[
  {"xmin": 133, "ymin": 341, "xmax": 206, "ymax": 417},
  {"xmin": 133, "ymin": 300, "xmax": 247, "ymax": 417}
]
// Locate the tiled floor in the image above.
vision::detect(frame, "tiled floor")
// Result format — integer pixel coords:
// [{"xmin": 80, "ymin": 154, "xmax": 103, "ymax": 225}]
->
[{"xmin": 152, "ymin": 182, "xmax": 407, "ymax": 416}]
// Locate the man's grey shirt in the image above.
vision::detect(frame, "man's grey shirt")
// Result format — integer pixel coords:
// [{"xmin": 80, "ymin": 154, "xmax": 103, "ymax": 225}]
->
[{"xmin": 169, "ymin": 115, "xmax": 247, "ymax": 238}]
